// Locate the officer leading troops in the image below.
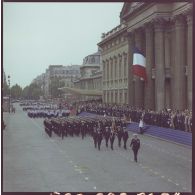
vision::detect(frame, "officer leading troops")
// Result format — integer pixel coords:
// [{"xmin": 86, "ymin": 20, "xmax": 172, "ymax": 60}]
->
[{"xmin": 130, "ymin": 134, "xmax": 140, "ymax": 162}]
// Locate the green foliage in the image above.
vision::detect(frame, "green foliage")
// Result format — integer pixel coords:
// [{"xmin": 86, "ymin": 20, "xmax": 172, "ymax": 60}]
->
[
  {"xmin": 22, "ymin": 86, "xmax": 30, "ymax": 99},
  {"xmin": 3, "ymin": 80, "xmax": 10, "ymax": 96},
  {"xmin": 22, "ymin": 83, "xmax": 43, "ymax": 100},
  {"xmin": 49, "ymin": 77, "xmax": 65, "ymax": 98},
  {"xmin": 11, "ymin": 84, "xmax": 22, "ymax": 99}
]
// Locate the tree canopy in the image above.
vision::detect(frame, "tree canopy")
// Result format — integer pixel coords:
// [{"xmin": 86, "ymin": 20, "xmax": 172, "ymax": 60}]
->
[
  {"xmin": 11, "ymin": 84, "xmax": 23, "ymax": 99},
  {"xmin": 22, "ymin": 83, "xmax": 43, "ymax": 100}
]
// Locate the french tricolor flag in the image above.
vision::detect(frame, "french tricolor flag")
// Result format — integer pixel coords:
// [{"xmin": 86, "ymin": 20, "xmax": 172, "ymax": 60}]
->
[{"xmin": 132, "ymin": 47, "xmax": 147, "ymax": 82}]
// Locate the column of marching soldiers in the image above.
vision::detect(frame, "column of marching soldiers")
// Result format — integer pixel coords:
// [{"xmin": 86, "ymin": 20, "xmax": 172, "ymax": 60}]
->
[{"xmin": 43, "ymin": 115, "xmax": 129, "ymax": 151}]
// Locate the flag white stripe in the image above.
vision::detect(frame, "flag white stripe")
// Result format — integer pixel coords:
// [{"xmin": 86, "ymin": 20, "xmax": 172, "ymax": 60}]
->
[{"xmin": 133, "ymin": 53, "xmax": 146, "ymax": 67}]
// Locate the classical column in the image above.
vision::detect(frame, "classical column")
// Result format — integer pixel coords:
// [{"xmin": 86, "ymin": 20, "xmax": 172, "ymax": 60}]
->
[
  {"xmin": 113, "ymin": 90, "xmax": 115, "ymax": 104},
  {"xmin": 120, "ymin": 54, "xmax": 123, "ymax": 80},
  {"xmin": 164, "ymin": 27, "xmax": 171, "ymax": 109},
  {"xmin": 154, "ymin": 19, "xmax": 165, "ymax": 111},
  {"xmin": 119, "ymin": 54, "xmax": 125, "ymax": 79},
  {"xmin": 110, "ymin": 58, "xmax": 113, "ymax": 81},
  {"xmin": 144, "ymin": 22, "xmax": 155, "ymax": 110},
  {"xmin": 174, "ymin": 15, "xmax": 187, "ymax": 110},
  {"xmin": 118, "ymin": 89, "xmax": 120, "ymax": 104},
  {"xmin": 127, "ymin": 32, "xmax": 134, "ymax": 106},
  {"xmin": 187, "ymin": 13, "xmax": 192, "ymax": 110},
  {"xmin": 110, "ymin": 91, "xmax": 112, "ymax": 103},
  {"xmin": 134, "ymin": 28, "xmax": 144, "ymax": 108}
]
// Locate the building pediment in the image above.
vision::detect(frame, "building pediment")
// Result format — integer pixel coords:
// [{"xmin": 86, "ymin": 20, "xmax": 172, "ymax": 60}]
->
[
  {"xmin": 120, "ymin": 3, "xmax": 131, "ymax": 19},
  {"xmin": 120, "ymin": 2, "xmax": 145, "ymax": 20}
]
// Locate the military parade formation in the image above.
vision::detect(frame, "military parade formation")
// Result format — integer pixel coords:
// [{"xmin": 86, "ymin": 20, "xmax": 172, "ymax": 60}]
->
[
  {"xmin": 3, "ymin": 100, "xmax": 191, "ymax": 192},
  {"xmin": 42, "ymin": 114, "xmax": 141, "ymax": 162},
  {"xmin": 21, "ymin": 101, "xmax": 71, "ymax": 118},
  {"xmin": 18, "ymin": 98, "xmax": 192, "ymax": 165},
  {"xmin": 43, "ymin": 115, "xmax": 131, "ymax": 152},
  {"xmin": 19, "ymin": 100, "xmax": 141, "ymax": 162}
]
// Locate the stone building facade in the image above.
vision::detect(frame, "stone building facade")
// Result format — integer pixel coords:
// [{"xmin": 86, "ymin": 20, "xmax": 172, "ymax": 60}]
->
[
  {"xmin": 98, "ymin": 2, "xmax": 193, "ymax": 111},
  {"xmin": 73, "ymin": 50, "xmax": 103, "ymax": 100},
  {"xmin": 32, "ymin": 65, "xmax": 80, "ymax": 98}
]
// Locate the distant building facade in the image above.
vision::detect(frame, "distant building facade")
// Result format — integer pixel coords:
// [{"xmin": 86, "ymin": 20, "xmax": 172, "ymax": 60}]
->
[
  {"xmin": 98, "ymin": 2, "xmax": 193, "ymax": 111},
  {"xmin": 73, "ymin": 49, "xmax": 103, "ymax": 100},
  {"xmin": 32, "ymin": 65, "xmax": 80, "ymax": 98}
]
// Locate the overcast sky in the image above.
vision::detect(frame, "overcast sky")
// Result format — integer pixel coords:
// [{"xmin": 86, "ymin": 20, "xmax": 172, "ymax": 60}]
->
[{"xmin": 3, "ymin": 2, "xmax": 123, "ymax": 88}]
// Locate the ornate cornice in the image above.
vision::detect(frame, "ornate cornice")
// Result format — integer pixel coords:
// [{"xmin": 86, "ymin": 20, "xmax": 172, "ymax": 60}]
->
[
  {"xmin": 153, "ymin": 17, "xmax": 167, "ymax": 31},
  {"xmin": 173, "ymin": 14, "xmax": 186, "ymax": 28}
]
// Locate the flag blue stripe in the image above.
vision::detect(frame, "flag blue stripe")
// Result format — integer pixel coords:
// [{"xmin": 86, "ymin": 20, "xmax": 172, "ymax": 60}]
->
[{"xmin": 133, "ymin": 47, "xmax": 145, "ymax": 57}]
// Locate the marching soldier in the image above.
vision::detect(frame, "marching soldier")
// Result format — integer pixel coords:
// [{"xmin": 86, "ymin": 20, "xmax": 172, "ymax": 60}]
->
[
  {"xmin": 92, "ymin": 125, "xmax": 98, "ymax": 148},
  {"xmin": 81, "ymin": 121, "xmax": 85, "ymax": 139},
  {"xmin": 104, "ymin": 127, "xmax": 110, "ymax": 148},
  {"xmin": 110, "ymin": 128, "xmax": 115, "ymax": 150},
  {"xmin": 117, "ymin": 126, "xmax": 123, "ymax": 147},
  {"xmin": 122, "ymin": 127, "xmax": 129, "ymax": 150},
  {"xmin": 97, "ymin": 128, "xmax": 103, "ymax": 151},
  {"xmin": 61, "ymin": 121, "xmax": 66, "ymax": 139},
  {"xmin": 130, "ymin": 134, "xmax": 140, "ymax": 162},
  {"xmin": 43, "ymin": 118, "xmax": 52, "ymax": 137}
]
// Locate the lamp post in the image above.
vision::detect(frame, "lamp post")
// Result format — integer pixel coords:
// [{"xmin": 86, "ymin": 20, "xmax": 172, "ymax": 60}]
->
[{"xmin": 8, "ymin": 75, "xmax": 11, "ymax": 113}]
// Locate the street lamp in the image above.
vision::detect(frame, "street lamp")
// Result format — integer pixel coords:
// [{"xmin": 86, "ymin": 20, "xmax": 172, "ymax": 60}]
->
[{"xmin": 8, "ymin": 75, "xmax": 11, "ymax": 113}]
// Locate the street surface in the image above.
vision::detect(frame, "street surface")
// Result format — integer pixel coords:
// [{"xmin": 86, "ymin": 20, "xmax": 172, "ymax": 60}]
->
[{"xmin": 3, "ymin": 103, "xmax": 192, "ymax": 192}]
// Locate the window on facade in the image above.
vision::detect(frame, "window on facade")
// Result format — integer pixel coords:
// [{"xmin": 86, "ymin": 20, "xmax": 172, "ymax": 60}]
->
[
  {"xmin": 107, "ymin": 61, "xmax": 109, "ymax": 80},
  {"xmin": 103, "ymin": 62, "xmax": 105, "ymax": 80},
  {"xmin": 91, "ymin": 57, "xmax": 95, "ymax": 63},
  {"xmin": 124, "ymin": 55, "xmax": 127, "ymax": 77},
  {"xmin": 119, "ymin": 57, "xmax": 122, "ymax": 78},
  {"xmin": 115, "ymin": 58, "xmax": 117, "ymax": 78}
]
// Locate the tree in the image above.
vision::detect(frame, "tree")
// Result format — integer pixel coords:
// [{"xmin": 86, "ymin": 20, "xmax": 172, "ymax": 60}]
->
[
  {"xmin": 22, "ymin": 86, "xmax": 30, "ymax": 99},
  {"xmin": 11, "ymin": 84, "xmax": 22, "ymax": 99},
  {"xmin": 3, "ymin": 81, "xmax": 9, "ymax": 96},
  {"xmin": 49, "ymin": 77, "xmax": 65, "ymax": 98},
  {"xmin": 29, "ymin": 83, "xmax": 43, "ymax": 99},
  {"xmin": 21, "ymin": 83, "xmax": 43, "ymax": 100}
]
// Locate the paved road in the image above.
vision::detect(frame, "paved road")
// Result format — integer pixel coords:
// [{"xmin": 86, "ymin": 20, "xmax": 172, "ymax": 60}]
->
[{"xmin": 3, "ymin": 103, "xmax": 192, "ymax": 192}]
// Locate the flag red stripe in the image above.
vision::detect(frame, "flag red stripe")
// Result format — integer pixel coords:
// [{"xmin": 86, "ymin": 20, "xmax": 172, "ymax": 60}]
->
[{"xmin": 132, "ymin": 65, "xmax": 147, "ymax": 81}]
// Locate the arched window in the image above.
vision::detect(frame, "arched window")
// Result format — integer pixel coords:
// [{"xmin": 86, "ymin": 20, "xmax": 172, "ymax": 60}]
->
[{"xmin": 91, "ymin": 57, "xmax": 95, "ymax": 63}]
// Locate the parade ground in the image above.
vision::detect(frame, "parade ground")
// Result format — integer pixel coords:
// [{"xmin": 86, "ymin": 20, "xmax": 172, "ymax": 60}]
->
[{"xmin": 3, "ymin": 103, "xmax": 192, "ymax": 192}]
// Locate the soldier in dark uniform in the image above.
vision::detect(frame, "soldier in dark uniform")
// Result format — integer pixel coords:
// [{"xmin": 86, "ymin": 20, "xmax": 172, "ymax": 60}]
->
[
  {"xmin": 43, "ymin": 118, "xmax": 52, "ymax": 137},
  {"xmin": 104, "ymin": 127, "xmax": 110, "ymax": 148},
  {"xmin": 67, "ymin": 122, "xmax": 72, "ymax": 137},
  {"xmin": 117, "ymin": 126, "xmax": 123, "ymax": 147},
  {"xmin": 130, "ymin": 134, "xmax": 140, "ymax": 162},
  {"xmin": 122, "ymin": 127, "xmax": 129, "ymax": 150},
  {"xmin": 110, "ymin": 128, "xmax": 115, "ymax": 150},
  {"xmin": 92, "ymin": 125, "xmax": 98, "ymax": 148},
  {"xmin": 97, "ymin": 128, "xmax": 103, "ymax": 150},
  {"xmin": 81, "ymin": 121, "xmax": 85, "ymax": 139},
  {"xmin": 61, "ymin": 121, "xmax": 67, "ymax": 139},
  {"xmin": 73, "ymin": 122, "xmax": 77, "ymax": 136}
]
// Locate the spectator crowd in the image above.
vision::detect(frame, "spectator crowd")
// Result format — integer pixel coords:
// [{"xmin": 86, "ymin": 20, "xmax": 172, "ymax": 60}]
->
[{"xmin": 76, "ymin": 100, "xmax": 192, "ymax": 132}]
